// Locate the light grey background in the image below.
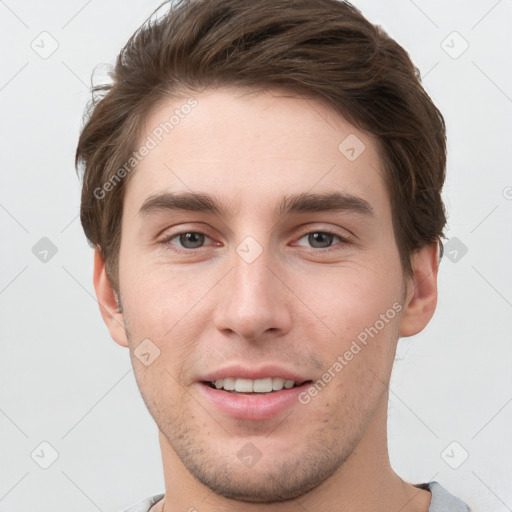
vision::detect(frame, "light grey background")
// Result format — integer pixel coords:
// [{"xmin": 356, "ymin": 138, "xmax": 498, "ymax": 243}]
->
[{"xmin": 1, "ymin": 1, "xmax": 511, "ymax": 511}]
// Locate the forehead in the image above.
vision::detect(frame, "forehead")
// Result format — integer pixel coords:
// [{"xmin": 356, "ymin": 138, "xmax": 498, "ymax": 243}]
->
[{"xmin": 124, "ymin": 87, "xmax": 390, "ymax": 222}]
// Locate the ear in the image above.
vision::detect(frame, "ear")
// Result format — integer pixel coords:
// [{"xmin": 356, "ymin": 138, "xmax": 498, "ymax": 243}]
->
[
  {"xmin": 93, "ymin": 248, "xmax": 129, "ymax": 347},
  {"xmin": 399, "ymin": 242, "xmax": 439, "ymax": 338}
]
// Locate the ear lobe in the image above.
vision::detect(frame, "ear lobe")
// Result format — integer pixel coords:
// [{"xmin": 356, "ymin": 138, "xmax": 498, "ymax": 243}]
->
[
  {"xmin": 93, "ymin": 248, "xmax": 129, "ymax": 347},
  {"xmin": 399, "ymin": 242, "xmax": 439, "ymax": 338}
]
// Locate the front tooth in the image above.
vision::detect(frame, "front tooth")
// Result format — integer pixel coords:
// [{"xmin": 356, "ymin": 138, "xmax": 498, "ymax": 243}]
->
[
  {"xmin": 235, "ymin": 378, "xmax": 253, "ymax": 392},
  {"xmin": 253, "ymin": 378, "xmax": 273, "ymax": 392},
  {"xmin": 284, "ymin": 379, "xmax": 295, "ymax": 389},
  {"xmin": 223, "ymin": 377, "xmax": 236, "ymax": 391},
  {"xmin": 272, "ymin": 377, "xmax": 285, "ymax": 391}
]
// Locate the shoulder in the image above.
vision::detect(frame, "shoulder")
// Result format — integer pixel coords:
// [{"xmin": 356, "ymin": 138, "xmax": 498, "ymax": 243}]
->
[
  {"xmin": 118, "ymin": 493, "xmax": 165, "ymax": 512},
  {"xmin": 425, "ymin": 481, "xmax": 472, "ymax": 512}
]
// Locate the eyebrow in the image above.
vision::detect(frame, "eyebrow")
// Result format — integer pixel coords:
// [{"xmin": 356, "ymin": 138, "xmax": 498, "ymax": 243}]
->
[{"xmin": 138, "ymin": 191, "xmax": 375, "ymax": 218}]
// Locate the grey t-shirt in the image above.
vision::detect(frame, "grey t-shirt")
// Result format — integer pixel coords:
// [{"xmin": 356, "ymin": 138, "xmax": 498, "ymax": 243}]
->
[{"xmin": 120, "ymin": 481, "xmax": 472, "ymax": 511}]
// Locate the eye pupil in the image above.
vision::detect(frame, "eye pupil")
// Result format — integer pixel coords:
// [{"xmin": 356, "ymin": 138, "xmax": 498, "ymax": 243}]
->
[
  {"xmin": 309, "ymin": 232, "xmax": 334, "ymax": 248},
  {"xmin": 180, "ymin": 232, "xmax": 205, "ymax": 249}
]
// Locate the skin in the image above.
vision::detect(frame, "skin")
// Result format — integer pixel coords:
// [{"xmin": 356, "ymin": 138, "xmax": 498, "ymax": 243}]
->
[{"xmin": 94, "ymin": 87, "xmax": 439, "ymax": 512}]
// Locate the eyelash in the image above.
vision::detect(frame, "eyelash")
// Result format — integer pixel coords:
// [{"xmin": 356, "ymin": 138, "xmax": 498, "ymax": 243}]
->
[{"xmin": 159, "ymin": 228, "xmax": 351, "ymax": 254}]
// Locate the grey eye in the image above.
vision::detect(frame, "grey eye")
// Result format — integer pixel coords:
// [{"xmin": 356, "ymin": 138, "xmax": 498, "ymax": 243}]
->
[
  {"xmin": 296, "ymin": 231, "xmax": 341, "ymax": 249},
  {"xmin": 176, "ymin": 232, "xmax": 207, "ymax": 249}
]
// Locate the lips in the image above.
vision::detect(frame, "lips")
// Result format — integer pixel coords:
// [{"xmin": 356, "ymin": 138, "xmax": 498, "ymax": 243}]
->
[
  {"xmin": 198, "ymin": 364, "xmax": 310, "ymax": 384},
  {"xmin": 196, "ymin": 364, "xmax": 313, "ymax": 420}
]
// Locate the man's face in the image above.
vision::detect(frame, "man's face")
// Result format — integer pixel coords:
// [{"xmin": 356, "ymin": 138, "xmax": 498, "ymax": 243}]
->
[{"xmin": 115, "ymin": 88, "xmax": 408, "ymax": 502}]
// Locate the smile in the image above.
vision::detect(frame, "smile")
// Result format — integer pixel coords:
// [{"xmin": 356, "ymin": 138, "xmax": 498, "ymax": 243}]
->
[{"xmin": 198, "ymin": 379, "xmax": 313, "ymax": 421}]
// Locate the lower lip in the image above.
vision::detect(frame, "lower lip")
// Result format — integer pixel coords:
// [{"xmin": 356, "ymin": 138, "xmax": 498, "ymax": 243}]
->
[{"xmin": 197, "ymin": 382, "xmax": 311, "ymax": 421}]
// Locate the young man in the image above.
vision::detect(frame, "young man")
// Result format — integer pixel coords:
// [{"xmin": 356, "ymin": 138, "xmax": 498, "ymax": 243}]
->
[{"xmin": 75, "ymin": 0, "xmax": 473, "ymax": 510}]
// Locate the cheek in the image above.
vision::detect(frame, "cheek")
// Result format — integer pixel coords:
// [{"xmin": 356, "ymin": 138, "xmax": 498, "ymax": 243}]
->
[
  {"xmin": 130, "ymin": 359, "xmax": 196, "ymax": 429},
  {"xmin": 294, "ymin": 263, "xmax": 402, "ymax": 340},
  {"xmin": 120, "ymin": 258, "xmax": 211, "ymax": 338}
]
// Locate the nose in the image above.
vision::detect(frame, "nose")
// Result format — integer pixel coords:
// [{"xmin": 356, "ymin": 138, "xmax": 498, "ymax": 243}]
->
[{"xmin": 213, "ymin": 247, "xmax": 293, "ymax": 342}]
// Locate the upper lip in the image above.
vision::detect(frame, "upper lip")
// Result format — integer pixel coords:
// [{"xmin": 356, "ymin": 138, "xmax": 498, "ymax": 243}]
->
[{"xmin": 199, "ymin": 364, "xmax": 311, "ymax": 384}]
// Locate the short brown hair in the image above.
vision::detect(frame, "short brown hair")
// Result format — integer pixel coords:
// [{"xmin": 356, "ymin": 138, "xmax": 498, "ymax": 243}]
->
[{"xmin": 76, "ymin": 0, "xmax": 447, "ymax": 292}]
